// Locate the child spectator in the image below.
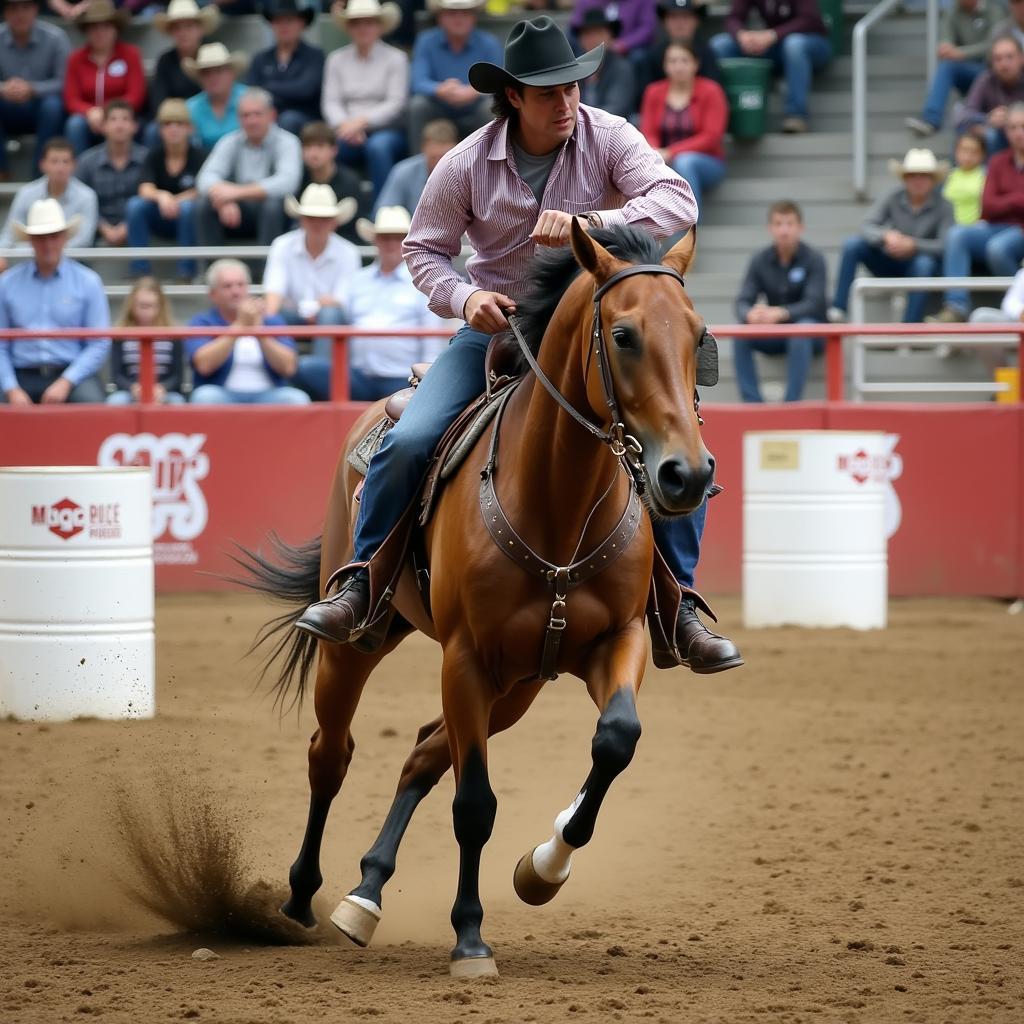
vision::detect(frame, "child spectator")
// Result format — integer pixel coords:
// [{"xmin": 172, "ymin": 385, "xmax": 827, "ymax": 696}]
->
[{"xmin": 943, "ymin": 132, "xmax": 987, "ymax": 225}]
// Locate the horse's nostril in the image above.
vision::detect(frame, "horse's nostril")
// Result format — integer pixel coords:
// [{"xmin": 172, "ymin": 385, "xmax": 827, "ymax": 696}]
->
[
  {"xmin": 706, "ymin": 454, "xmax": 716, "ymax": 477},
  {"xmin": 657, "ymin": 458, "xmax": 688, "ymax": 500}
]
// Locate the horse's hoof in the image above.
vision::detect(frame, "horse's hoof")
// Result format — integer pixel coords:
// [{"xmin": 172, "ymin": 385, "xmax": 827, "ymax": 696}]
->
[
  {"xmin": 513, "ymin": 850, "xmax": 566, "ymax": 906},
  {"xmin": 449, "ymin": 955, "xmax": 499, "ymax": 979},
  {"xmin": 279, "ymin": 900, "xmax": 317, "ymax": 929},
  {"xmin": 329, "ymin": 895, "xmax": 381, "ymax": 947}
]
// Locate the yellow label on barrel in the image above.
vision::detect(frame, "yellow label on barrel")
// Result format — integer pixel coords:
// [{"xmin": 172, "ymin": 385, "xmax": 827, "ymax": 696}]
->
[{"xmin": 760, "ymin": 439, "xmax": 800, "ymax": 470}]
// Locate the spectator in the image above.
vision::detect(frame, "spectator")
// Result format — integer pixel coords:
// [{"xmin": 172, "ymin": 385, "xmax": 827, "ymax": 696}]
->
[
  {"xmin": 956, "ymin": 35, "xmax": 1024, "ymax": 155},
  {"xmin": 297, "ymin": 120, "xmax": 368, "ymax": 246},
  {"xmin": 709, "ymin": 0, "xmax": 831, "ymax": 133},
  {"xmin": 930, "ymin": 104, "xmax": 1024, "ymax": 323},
  {"xmin": 75, "ymin": 99, "xmax": 146, "ymax": 249},
  {"xmin": 943, "ymin": 131, "xmax": 987, "ymax": 226},
  {"xmin": 906, "ymin": 0, "xmax": 1000, "ymax": 137},
  {"xmin": 184, "ymin": 42, "xmax": 248, "ymax": 150},
  {"xmin": 408, "ymin": 0, "xmax": 499, "ymax": 152},
  {"xmin": 966, "ymin": 262, "xmax": 1024, "ymax": 375},
  {"xmin": 577, "ymin": 10, "xmax": 636, "ymax": 119},
  {"xmin": 732, "ymin": 199, "xmax": 826, "ymax": 403},
  {"xmin": 107, "ymin": 277, "xmax": 186, "ymax": 405},
  {"xmin": 248, "ymin": 0, "xmax": 324, "ymax": 137},
  {"xmin": 375, "ymin": 118, "xmax": 457, "ymax": 215},
  {"xmin": 149, "ymin": 0, "xmax": 220, "ymax": 118},
  {"xmin": 571, "ymin": 0, "xmax": 657, "ymax": 81},
  {"xmin": 647, "ymin": 0, "xmax": 720, "ymax": 94},
  {"xmin": 830, "ymin": 149, "xmax": 953, "ymax": 324},
  {"xmin": 0, "ymin": 198, "xmax": 109, "ymax": 405},
  {"xmin": 188, "ymin": 258, "xmax": 310, "ymax": 405},
  {"xmin": 62, "ymin": 0, "xmax": 145, "ymax": 155},
  {"xmin": 0, "ymin": 0, "xmax": 69, "ymax": 179},
  {"xmin": 0, "ymin": 138, "xmax": 97, "ymax": 268},
  {"xmin": 126, "ymin": 98, "xmax": 205, "ymax": 281},
  {"xmin": 323, "ymin": 0, "xmax": 409, "ymax": 200},
  {"xmin": 991, "ymin": 1, "xmax": 1024, "ymax": 50},
  {"xmin": 640, "ymin": 41, "xmax": 728, "ymax": 214},
  {"xmin": 195, "ymin": 86, "xmax": 301, "ymax": 247}
]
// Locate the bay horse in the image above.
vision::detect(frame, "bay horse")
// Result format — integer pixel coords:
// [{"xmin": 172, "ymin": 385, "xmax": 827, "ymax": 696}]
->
[{"xmin": 238, "ymin": 220, "xmax": 714, "ymax": 978}]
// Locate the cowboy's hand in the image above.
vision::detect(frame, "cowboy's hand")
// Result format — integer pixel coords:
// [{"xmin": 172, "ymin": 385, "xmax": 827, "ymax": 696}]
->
[
  {"xmin": 41, "ymin": 377, "xmax": 73, "ymax": 404},
  {"xmin": 531, "ymin": 210, "xmax": 581, "ymax": 247},
  {"xmin": 464, "ymin": 290, "xmax": 516, "ymax": 333}
]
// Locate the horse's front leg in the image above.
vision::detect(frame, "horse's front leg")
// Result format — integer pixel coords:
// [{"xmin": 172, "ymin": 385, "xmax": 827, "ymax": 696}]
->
[{"xmin": 513, "ymin": 622, "xmax": 646, "ymax": 906}]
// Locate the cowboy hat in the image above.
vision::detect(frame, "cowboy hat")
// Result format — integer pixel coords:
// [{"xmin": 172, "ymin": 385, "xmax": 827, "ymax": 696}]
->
[
  {"xmin": 889, "ymin": 148, "xmax": 949, "ymax": 180},
  {"xmin": 469, "ymin": 16, "xmax": 604, "ymax": 94},
  {"xmin": 154, "ymin": 0, "xmax": 220, "ymax": 35},
  {"xmin": 13, "ymin": 198, "xmax": 81, "ymax": 240},
  {"xmin": 264, "ymin": 0, "xmax": 315, "ymax": 26},
  {"xmin": 284, "ymin": 183, "xmax": 359, "ymax": 224},
  {"xmin": 427, "ymin": 0, "xmax": 486, "ymax": 12},
  {"xmin": 578, "ymin": 7, "xmax": 621, "ymax": 36},
  {"xmin": 332, "ymin": 0, "xmax": 401, "ymax": 34},
  {"xmin": 183, "ymin": 41, "xmax": 249, "ymax": 80},
  {"xmin": 76, "ymin": 0, "xmax": 129, "ymax": 28},
  {"xmin": 356, "ymin": 205, "xmax": 412, "ymax": 242}
]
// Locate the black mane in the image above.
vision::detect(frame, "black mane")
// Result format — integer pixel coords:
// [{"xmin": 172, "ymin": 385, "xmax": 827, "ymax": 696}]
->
[{"xmin": 511, "ymin": 224, "xmax": 665, "ymax": 371}]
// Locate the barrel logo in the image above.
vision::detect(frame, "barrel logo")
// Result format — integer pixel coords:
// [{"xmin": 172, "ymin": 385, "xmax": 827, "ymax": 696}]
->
[
  {"xmin": 837, "ymin": 436, "xmax": 904, "ymax": 538},
  {"xmin": 32, "ymin": 497, "xmax": 86, "ymax": 540}
]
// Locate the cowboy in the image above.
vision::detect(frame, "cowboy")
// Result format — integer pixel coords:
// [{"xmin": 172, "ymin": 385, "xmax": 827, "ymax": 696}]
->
[
  {"xmin": 0, "ymin": 198, "xmax": 110, "ymax": 405},
  {"xmin": 149, "ymin": 0, "xmax": 219, "ymax": 117},
  {"xmin": 296, "ymin": 16, "xmax": 743, "ymax": 675},
  {"xmin": 184, "ymin": 41, "xmax": 248, "ymax": 150}
]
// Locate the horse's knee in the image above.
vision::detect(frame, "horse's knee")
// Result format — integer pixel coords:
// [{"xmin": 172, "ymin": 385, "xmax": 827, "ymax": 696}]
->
[
  {"xmin": 308, "ymin": 728, "xmax": 355, "ymax": 797},
  {"xmin": 399, "ymin": 734, "xmax": 450, "ymax": 791},
  {"xmin": 452, "ymin": 748, "xmax": 496, "ymax": 848},
  {"xmin": 590, "ymin": 687, "xmax": 641, "ymax": 777}
]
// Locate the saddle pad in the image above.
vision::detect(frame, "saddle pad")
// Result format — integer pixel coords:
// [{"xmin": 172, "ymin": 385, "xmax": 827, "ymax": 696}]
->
[
  {"xmin": 439, "ymin": 394, "xmax": 504, "ymax": 481},
  {"xmin": 347, "ymin": 416, "xmax": 393, "ymax": 477}
]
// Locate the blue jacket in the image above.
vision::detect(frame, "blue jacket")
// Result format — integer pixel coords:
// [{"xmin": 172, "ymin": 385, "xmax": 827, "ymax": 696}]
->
[{"xmin": 187, "ymin": 308, "xmax": 295, "ymax": 388}]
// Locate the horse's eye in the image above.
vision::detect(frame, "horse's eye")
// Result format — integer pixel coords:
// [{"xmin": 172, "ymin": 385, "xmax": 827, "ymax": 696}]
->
[{"xmin": 611, "ymin": 326, "xmax": 634, "ymax": 349}]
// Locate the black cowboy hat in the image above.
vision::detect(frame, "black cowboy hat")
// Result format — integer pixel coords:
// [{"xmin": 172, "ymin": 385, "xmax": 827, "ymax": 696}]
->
[
  {"xmin": 468, "ymin": 16, "xmax": 605, "ymax": 94},
  {"xmin": 578, "ymin": 8, "xmax": 621, "ymax": 36},
  {"xmin": 262, "ymin": 0, "xmax": 315, "ymax": 25},
  {"xmin": 657, "ymin": 0, "xmax": 707, "ymax": 17}
]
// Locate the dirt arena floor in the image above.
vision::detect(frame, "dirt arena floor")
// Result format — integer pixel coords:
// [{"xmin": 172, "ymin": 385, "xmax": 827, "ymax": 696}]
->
[{"xmin": 1, "ymin": 593, "xmax": 1022, "ymax": 1024}]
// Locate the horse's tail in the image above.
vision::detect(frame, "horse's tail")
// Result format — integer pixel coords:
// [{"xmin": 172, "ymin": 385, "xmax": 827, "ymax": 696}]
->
[{"xmin": 227, "ymin": 532, "xmax": 323, "ymax": 714}]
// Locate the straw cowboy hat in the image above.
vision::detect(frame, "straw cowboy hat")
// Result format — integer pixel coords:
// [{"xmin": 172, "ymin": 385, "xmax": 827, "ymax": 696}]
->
[
  {"xmin": 76, "ymin": 0, "xmax": 130, "ymax": 28},
  {"xmin": 356, "ymin": 205, "xmax": 412, "ymax": 242},
  {"xmin": 183, "ymin": 41, "xmax": 250, "ymax": 80},
  {"xmin": 154, "ymin": 0, "xmax": 220, "ymax": 36},
  {"xmin": 13, "ymin": 198, "xmax": 81, "ymax": 241},
  {"xmin": 428, "ymin": 0, "xmax": 486, "ymax": 13},
  {"xmin": 332, "ymin": 0, "xmax": 401, "ymax": 35},
  {"xmin": 469, "ymin": 16, "xmax": 604, "ymax": 94},
  {"xmin": 284, "ymin": 184, "xmax": 359, "ymax": 224},
  {"xmin": 889, "ymin": 148, "xmax": 949, "ymax": 181}
]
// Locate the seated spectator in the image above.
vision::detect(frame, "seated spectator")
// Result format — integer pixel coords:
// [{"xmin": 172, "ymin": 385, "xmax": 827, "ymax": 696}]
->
[
  {"xmin": 126, "ymin": 98, "xmax": 205, "ymax": 281},
  {"xmin": 0, "ymin": 138, "xmax": 97, "ymax": 269},
  {"xmin": 149, "ymin": 0, "xmax": 220, "ymax": 125},
  {"xmin": 184, "ymin": 42, "xmax": 248, "ymax": 150},
  {"xmin": 931, "ymin": 104, "xmax": 1024, "ymax": 323},
  {"xmin": 107, "ymin": 277, "xmax": 186, "ymax": 405},
  {"xmin": 408, "ymin": 0, "xmax": 499, "ymax": 152},
  {"xmin": 991, "ymin": 1, "xmax": 1024, "ymax": 50},
  {"xmin": 375, "ymin": 118, "xmax": 457, "ymax": 216},
  {"xmin": 646, "ymin": 0, "xmax": 720, "ymax": 96},
  {"xmin": 248, "ymin": 0, "xmax": 323, "ymax": 137},
  {"xmin": 62, "ymin": 0, "xmax": 145, "ymax": 155},
  {"xmin": 957, "ymin": 35, "xmax": 1024, "ymax": 155},
  {"xmin": 188, "ymin": 258, "xmax": 309, "ymax": 405},
  {"xmin": 577, "ymin": 10, "xmax": 636, "ymax": 119},
  {"xmin": 906, "ymin": 0, "xmax": 999, "ymax": 137},
  {"xmin": 75, "ymin": 99, "xmax": 146, "ymax": 249},
  {"xmin": 0, "ymin": 198, "xmax": 109, "ymax": 405},
  {"xmin": 709, "ymin": 0, "xmax": 831, "ymax": 133},
  {"xmin": 640, "ymin": 42, "xmax": 728, "ymax": 214},
  {"xmin": 966, "ymin": 261, "xmax": 1024, "ymax": 376},
  {"xmin": 323, "ymin": 0, "xmax": 409, "ymax": 200},
  {"xmin": 298, "ymin": 120, "xmax": 368, "ymax": 247},
  {"xmin": 0, "ymin": 0, "xmax": 69, "ymax": 179},
  {"xmin": 943, "ymin": 131, "xmax": 987, "ymax": 226},
  {"xmin": 733, "ymin": 199, "xmax": 826, "ymax": 403},
  {"xmin": 571, "ymin": 0, "xmax": 657, "ymax": 80},
  {"xmin": 830, "ymin": 149, "xmax": 953, "ymax": 324},
  {"xmin": 196, "ymin": 86, "xmax": 301, "ymax": 247}
]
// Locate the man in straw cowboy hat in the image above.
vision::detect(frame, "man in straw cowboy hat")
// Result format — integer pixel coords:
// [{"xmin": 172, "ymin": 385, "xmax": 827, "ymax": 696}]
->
[
  {"xmin": 297, "ymin": 15, "xmax": 744, "ymax": 675},
  {"xmin": 150, "ymin": 0, "xmax": 220, "ymax": 118},
  {"xmin": 0, "ymin": 198, "xmax": 110, "ymax": 405},
  {"xmin": 184, "ymin": 41, "xmax": 248, "ymax": 150},
  {"xmin": 830, "ymin": 148, "xmax": 954, "ymax": 325}
]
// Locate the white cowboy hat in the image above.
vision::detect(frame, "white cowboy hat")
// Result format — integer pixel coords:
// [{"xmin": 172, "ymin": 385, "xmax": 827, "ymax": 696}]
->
[
  {"xmin": 13, "ymin": 198, "xmax": 81, "ymax": 241},
  {"xmin": 154, "ymin": 0, "xmax": 220, "ymax": 36},
  {"xmin": 284, "ymin": 184, "xmax": 359, "ymax": 224},
  {"xmin": 889, "ymin": 148, "xmax": 949, "ymax": 181},
  {"xmin": 356, "ymin": 205, "xmax": 412, "ymax": 242},
  {"xmin": 182, "ymin": 41, "xmax": 249, "ymax": 80},
  {"xmin": 428, "ymin": 0, "xmax": 486, "ymax": 12},
  {"xmin": 332, "ymin": 0, "xmax": 402, "ymax": 34}
]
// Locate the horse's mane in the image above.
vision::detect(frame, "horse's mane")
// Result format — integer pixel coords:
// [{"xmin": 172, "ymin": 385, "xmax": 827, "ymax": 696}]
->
[{"xmin": 512, "ymin": 224, "xmax": 665, "ymax": 372}]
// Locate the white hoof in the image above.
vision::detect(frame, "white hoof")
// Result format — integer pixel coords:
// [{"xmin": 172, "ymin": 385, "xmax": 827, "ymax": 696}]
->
[
  {"xmin": 329, "ymin": 895, "xmax": 381, "ymax": 947},
  {"xmin": 449, "ymin": 955, "xmax": 499, "ymax": 979}
]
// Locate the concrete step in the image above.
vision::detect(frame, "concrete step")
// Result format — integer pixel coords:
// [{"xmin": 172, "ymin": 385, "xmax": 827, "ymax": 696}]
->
[{"xmin": 726, "ymin": 128, "xmax": 952, "ymax": 159}]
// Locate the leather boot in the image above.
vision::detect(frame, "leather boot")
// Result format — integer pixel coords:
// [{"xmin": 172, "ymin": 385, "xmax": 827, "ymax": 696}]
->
[
  {"xmin": 295, "ymin": 568, "xmax": 372, "ymax": 644},
  {"xmin": 675, "ymin": 598, "xmax": 743, "ymax": 673}
]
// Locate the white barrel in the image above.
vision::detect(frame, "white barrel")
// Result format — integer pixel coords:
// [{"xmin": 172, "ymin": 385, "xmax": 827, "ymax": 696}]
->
[
  {"xmin": 743, "ymin": 432, "xmax": 888, "ymax": 630},
  {"xmin": 0, "ymin": 466, "xmax": 154, "ymax": 721}
]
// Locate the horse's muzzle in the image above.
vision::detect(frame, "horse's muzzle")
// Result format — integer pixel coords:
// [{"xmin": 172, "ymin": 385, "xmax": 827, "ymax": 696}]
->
[{"xmin": 652, "ymin": 451, "xmax": 715, "ymax": 515}]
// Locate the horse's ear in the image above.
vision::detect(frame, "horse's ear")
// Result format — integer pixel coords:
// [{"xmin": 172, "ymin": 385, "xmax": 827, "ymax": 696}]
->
[
  {"xmin": 570, "ymin": 216, "xmax": 621, "ymax": 285},
  {"xmin": 662, "ymin": 227, "xmax": 697, "ymax": 278}
]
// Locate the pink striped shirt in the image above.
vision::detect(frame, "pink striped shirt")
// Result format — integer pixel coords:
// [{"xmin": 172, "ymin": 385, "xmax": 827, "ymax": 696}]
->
[{"xmin": 403, "ymin": 103, "xmax": 698, "ymax": 320}]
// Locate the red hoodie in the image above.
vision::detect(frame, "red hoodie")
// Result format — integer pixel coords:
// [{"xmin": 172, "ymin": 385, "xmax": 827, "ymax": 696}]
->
[
  {"xmin": 640, "ymin": 77, "xmax": 728, "ymax": 161},
  {"xmin": 980, "ymin": 148, "xmax": 1024, "ymax": 229},
  {"xmin": 63, "ymin": 40, "xmax": 146, "ymax": 116}
]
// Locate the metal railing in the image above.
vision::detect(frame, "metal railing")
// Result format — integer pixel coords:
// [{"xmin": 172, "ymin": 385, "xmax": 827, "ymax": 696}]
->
[{"xmin": 0, "ymin": 244, "xmax": 474, "ymax": 263}]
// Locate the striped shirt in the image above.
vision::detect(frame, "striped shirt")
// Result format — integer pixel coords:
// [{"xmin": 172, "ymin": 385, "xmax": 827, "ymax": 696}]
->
[{"xmin": 403, "ymin": 103, "xmax": 698, "ymax": 320}]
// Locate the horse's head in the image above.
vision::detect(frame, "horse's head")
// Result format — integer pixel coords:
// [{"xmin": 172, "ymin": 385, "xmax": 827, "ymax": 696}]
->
[{"xmin": 570, "ymin": 219, "xmax": 715, "ymax": 517}]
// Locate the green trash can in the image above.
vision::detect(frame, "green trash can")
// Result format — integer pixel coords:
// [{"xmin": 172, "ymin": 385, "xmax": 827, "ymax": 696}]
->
[{"xmin": 719, "ymin": 57, "xmax": 772, "ymax": 140}]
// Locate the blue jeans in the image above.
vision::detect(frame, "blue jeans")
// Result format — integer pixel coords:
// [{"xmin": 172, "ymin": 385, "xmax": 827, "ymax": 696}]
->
[
  {"xmin": 107, "ymin": 388, "xmax": 187, "ymax": 404},
  {"xmin": 670, "ymin": 152, "xmax": 726, "ymax": 217},
  {"xmin": 64, "ymin": 113, "xmax": 102, "ymax": 155},
  {"xmin": 709, "ymin": 32, "xmax": 832, "ymax": 118},
  {"xmin": 352, "ymin": 323, "xmax": 706, "ymax": 589},
  {"xmin": 0, "ymin": 94, "xmax": 65, "ymax": 173},
  {"xmin": 189, "ymin": 384, "xmax": 311, "ymax": 404},
  {"xmin": 832, "ymin": 237, "xmax": 940, "ymax": 322},
  {"xmin": 125, "ymin": 195, "xmax": 198, "ymax": 278},
  {"xmin": 921, "ymin": 59, "xmax": 984, "ymax": 128},
  {"xmin": 280, "ymin": 306, "xmax": 348, "ymax": 402},
  {"xmin": 732, "ymin": 319, "xmax": 823, "ymax": 403},
  {"xmin": 942, "ymin": 221, "xmax": 1024, "ymax": 313},
  {"xmin": 337, "ymin": 128, "xmax": 406, "ymax": 200},
  {"xmin": 349, "ymin": 367, "xmax": 412, "ymax": 402}
]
